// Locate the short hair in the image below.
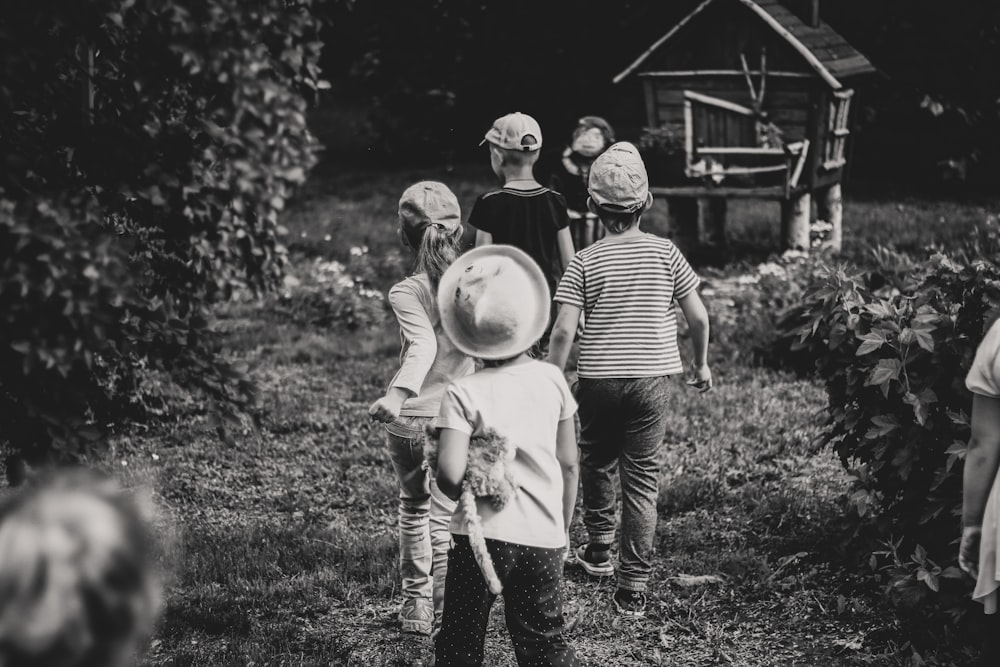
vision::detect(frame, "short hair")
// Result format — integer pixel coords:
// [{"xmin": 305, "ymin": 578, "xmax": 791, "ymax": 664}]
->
[
  {"xmin": 0, "ymin": 468, "xmax": 161, "ymax": 667},
  {"xmin": 590, "ymin": 200, "xmax": 642, "ymax": 234},
  {"xmin": 494, "ymin": 144, "xmax": 540, "ymax": 168}
]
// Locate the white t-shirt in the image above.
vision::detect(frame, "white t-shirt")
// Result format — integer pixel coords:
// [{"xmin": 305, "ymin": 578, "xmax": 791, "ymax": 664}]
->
[{"xmin": 433, "ymin": 359, "xmax": 577, "ymax": 549}]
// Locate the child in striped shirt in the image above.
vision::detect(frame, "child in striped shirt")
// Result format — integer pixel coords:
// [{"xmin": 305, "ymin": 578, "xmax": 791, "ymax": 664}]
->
[{"xmin": 547, "ymin": 141, "xmax": 712, "ymax": 617}]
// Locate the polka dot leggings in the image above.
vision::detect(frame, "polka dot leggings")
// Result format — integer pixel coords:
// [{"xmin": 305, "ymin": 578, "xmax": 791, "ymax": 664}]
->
[{"xmin": 435, "ymin": 535, "xmax": 577, "ymax": 667}]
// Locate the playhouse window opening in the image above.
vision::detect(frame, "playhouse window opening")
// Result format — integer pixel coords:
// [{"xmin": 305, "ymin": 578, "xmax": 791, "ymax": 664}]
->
[{"xmin": 823, "ymin": 89, "xmax": 854, "ymax": 170}]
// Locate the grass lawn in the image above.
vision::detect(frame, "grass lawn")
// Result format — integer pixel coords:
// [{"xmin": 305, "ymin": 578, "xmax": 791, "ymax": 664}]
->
[{"xmin": 110, "ymin": 163, "xmax": 996, "ymax": 666}]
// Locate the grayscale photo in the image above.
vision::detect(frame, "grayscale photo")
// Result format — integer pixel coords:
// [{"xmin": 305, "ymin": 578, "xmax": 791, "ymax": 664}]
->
[{"xmin": 1, "ymin": 1, "xmax": 999, "ymax": 665}]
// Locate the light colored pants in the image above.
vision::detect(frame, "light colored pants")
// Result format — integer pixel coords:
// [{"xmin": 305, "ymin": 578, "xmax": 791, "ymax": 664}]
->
[{"xmin": 386, "ymin": 415, "xmax": 456, "ymax": 620}]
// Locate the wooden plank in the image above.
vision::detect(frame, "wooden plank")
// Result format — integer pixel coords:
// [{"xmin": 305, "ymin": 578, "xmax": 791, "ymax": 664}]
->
[
  {"xmin": 796, "ymin": 33, "xmax": 851, "ymax": 51},
  {"xmin": 643, "ymin": 79, "xmax": 657, "ymax": 129},
  {"xmin": 651, "ymin": 186, "xmax": 789, "ymax": 199},
  {"xmin": 697, "ymin": 147, "xmax": 786, "ymax": 155},
  {"xmin": 768, "ymin": 108, "xmax": 809, "ymax": 124},
  {"xmin": 654, "ymin": 106, "xmax": 684, "ymax": 127},
  {"xmin": 789, "ymin": 138, "xmax": 810, "ymax": 188},
  {"xmin": 820, "ymin": 43, "xmax": 867, "ymax": 60},
  {"xmin": 684, "ymin": 90, "xmax": 755, "ymax": 116},
  {"xmin": 827, "ymin": 54, "xmax": 876, "ymax": 76},
  {"xmin": 804, "ymin": 85, "xmax": 826, "ymax": 190},
  {"xmin": 640, "ymin": 70, "xmax": 813, "ymax": 79},
  {"xmin": 666, "ymin": 106, "xmax": 808, "ymax": 122},
  {"xmin": 654, "ymin": 78, "xmax": 808, "ymax": 95},
  {"xmin": 651, "ymin": 74, "xmax": 809, "ymax": 89},
  {"xmin": 657, "ymin": 104, "xmax": 807, "ymax": 136},
  {"xmin": 684, "ymin": 99, "xmax": 694, "ymax": 165},
  {"xmin": 657, "ymin": 88, "xmax": 808, "ymax": 109}
]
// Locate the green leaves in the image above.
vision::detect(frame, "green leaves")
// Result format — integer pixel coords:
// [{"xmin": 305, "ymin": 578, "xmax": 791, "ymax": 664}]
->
[
  {"xmin": 783, "ymin": 241, "xmax": 1000, "ymax": 619},
  {"xmin": 856, "ymin": 331, "xmax": 886, "ymax": 356},
  {"xmin": 0, "ymin": 0, "xmax": 325, "ymax": 466}
]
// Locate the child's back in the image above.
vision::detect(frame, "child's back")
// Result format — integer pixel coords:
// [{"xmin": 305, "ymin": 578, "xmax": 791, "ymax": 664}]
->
[
  {"xmin": 431, "ymin": 245, "xmax": 579, "ymax": 667},
  {"xmin": 435, "ymin": 357, "xmax": 573, "ymax": 548},
  {"xmin": 469, "ymin": 185, "xmax": 570, "ymax": 296},
  {"xmin": 548, "ymin": 142, "xmax": 712, "ymax": 619},
  {"xmin": 470, "ymin": 112, "xmax": 574, "ymax": 299},
  {"xmin": 562, "ymin": 234, "xmax": 698, "ymax": 378}
]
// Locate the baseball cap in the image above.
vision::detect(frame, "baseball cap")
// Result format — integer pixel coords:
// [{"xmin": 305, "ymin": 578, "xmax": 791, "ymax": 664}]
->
[
  {"xmin": 399, "ymin": 181, "xmax": 461, "ymax": 229},
  {"xmin": 438, "ymin": 245, "xmax": 550, "ymax": 360},
  {"xmin": 588, "ymin": 141, "xmax": 653, "ymax": 213},
  {"xmin": 480, "ymin": 112, "xmax": 542, "ymax": 152}
]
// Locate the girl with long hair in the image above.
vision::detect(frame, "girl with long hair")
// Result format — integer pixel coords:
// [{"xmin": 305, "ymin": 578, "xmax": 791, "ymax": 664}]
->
[{"xmin": 368, "ymin": 181, "xmax": 474, "ymax": 637}]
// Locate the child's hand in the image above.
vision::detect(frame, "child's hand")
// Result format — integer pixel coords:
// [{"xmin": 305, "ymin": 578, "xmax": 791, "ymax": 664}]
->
[
  {"xmin": 685, "ymin": 364, "xmax": 713, "ymax": 393},
  {"xmin": 368, "ymin": 395, "xmax": 403, "ymax": 424},
  {"xmin": 960, "ymin": 525, "xmax": 982, "ymax": 580}
]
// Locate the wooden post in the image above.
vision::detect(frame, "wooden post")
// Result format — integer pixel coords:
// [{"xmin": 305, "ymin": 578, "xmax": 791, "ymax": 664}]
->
[
  {"xmin": 700, "ymin": 198, "xmax": 727, "ymax": 247},
  {"xmin": 667, "ymin": 196, "xmax": 700, "ymax": 255},
  {"xmin": 816, "ymin": 182, "xmax": 843, "ymax": 251},
  {"xmin": 780, "ymin": 192, "xmax": 811, "ymax": 251},
  {"xmin": 79, "ymin": 37, "xmax": 94, "ymax": 125}
]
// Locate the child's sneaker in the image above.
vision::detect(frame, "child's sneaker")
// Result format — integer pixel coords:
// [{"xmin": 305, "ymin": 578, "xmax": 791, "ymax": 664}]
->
[
  {"xmin": 613, "ymin": 589, "xmax": 647, "ymax": 618},
  {"xmin": 399, "ymin": 597, "xmax": 434, "ymax": 635},
  {"xmin": 574, "ymin": 543, "xmax": 614, "ymax": 577}
]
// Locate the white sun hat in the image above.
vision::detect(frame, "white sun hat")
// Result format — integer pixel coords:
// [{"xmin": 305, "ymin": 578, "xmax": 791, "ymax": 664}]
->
[{"xmin": 437, "ymin": 245, "xmax": 550, "ymax": 360}]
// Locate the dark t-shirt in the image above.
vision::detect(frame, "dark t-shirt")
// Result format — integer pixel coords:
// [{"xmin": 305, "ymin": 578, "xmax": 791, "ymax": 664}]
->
[
  {"xmin": 468, "ymin": 186, "xmax": 570, "ymax": 297},
  {"xmin": 548, "ymin": 155, "xmax": 591, "ymax": 216}
]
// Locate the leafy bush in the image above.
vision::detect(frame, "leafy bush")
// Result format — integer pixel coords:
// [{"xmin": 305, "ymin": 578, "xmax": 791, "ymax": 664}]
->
[
  {"xmin": 0, "ymin": 0, "xmax": 325, "ymax": 475},
  {"xmin": 701, "ymin": 251, "xmax": 831, "ymax": 367},
  {"xmin": 780, "ymin": 249, "xmax": 1000, "ymax": 624},
  {"xmin": 272, "ymin": 248, "xmax": 387, "ymax": 331}
]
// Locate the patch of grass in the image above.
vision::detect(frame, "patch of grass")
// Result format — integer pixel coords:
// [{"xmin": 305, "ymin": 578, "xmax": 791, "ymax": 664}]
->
[{"xmin": 114, "ymin": 168, "xmax": 1000, "ymax": 665}]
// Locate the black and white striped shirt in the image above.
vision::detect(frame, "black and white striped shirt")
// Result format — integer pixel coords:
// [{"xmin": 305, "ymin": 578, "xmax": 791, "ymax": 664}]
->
[{"xmin": 554, "ymin": 234, "xmax": 699, "ymax": 378}]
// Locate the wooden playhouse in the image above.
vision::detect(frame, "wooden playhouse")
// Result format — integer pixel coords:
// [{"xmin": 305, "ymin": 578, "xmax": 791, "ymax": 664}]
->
[{"xmin": 614, "ymin": 0, "xmax": 875, "ymax": 252}]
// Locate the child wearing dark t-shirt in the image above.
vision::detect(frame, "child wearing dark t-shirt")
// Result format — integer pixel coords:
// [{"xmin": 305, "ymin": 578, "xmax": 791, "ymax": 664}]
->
[{"xmin": 470, "ymin": 113, "xmax": 574, "ymax": 352}]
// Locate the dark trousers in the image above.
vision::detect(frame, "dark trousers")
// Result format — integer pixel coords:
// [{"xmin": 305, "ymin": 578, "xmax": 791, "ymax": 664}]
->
[
  {"xmin": 435, "ymin": 535, "xmax": 577, "ymax": 667},
  {"xmin": 575, "ymin": 375, "xmax": 670, "ymax": 592},
  {"xmin": 980, "ymin": 610, "xmax": 1000, "ymax": 666}
]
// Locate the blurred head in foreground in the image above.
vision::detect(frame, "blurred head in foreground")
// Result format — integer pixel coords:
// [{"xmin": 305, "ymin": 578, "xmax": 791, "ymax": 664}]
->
[{"xmin": 0, "ymin": 469, "xmax": 161, "ymax": 667}]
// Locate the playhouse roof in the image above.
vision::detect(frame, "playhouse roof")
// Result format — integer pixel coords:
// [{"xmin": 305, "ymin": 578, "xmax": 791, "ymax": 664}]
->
[{"xmin": 613, "ymin": 0, "xmax": 875, "ymax": 89}]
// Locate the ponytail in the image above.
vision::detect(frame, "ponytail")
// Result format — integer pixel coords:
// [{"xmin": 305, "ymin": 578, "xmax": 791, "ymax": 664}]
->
[{"xmin": 413, "ymin": 223, "xmax": 462, "ymax": 289}]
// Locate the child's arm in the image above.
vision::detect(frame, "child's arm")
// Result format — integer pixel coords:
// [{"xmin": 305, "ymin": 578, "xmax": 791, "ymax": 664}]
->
[
  {"xmin": 369, "ymin": 387, "xmax": 414, "ymax": 423},
  {"xmin": 475, "ymin": 229, "xmax": 493, "ymax": 247},
  {"xmin": 676, "ymin": 290, "xmax": 712, "ymax": 391},
  {"xmin": 556, "ymin": 227, "xmax": 575, "ymax": 271},
  {"xmin": 961, "ymin": 393, "xmax": 1000, "ymax": 578},
  {"xmin": 547, "ymin": 302, "xmax": 581, "ymax": 371},
  {"xmin": 435, "ymin": 427, "xmax": 471, "ymax": 501},
  {"xmin": 555, "ymin": 416, "xmax": 579, "ymax": 543},
  {"xmin": 368, "ymin": 284, "xmax": 437, "ymax": 423}
]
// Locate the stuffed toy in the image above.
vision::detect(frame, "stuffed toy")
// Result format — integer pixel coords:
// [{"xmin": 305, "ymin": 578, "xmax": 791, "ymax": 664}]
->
[{"xmin": 423, "ymin": 425, "xmax": 517, "ymax": 595}]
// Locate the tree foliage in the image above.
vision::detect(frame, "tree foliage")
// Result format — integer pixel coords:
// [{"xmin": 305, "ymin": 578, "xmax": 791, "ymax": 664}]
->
[
  {"xmin": 781, "ymin": 232, "xmax": 1000, "ymax": 621},
  {"xmin": 0, "ymin": 0, "xmax": 324, "ymax": 474}
]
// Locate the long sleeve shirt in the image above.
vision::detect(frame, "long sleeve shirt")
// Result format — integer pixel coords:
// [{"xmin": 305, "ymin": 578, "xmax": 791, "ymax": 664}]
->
[{"xmin": 387, "ymin": 273, "xmax": 475, "ymax": 417}]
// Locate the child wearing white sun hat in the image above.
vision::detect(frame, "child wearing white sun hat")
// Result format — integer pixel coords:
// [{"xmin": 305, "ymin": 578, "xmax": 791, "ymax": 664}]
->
[{"xmin": 430, "ymin": 245, "xmax": 579, "ymax": 666}]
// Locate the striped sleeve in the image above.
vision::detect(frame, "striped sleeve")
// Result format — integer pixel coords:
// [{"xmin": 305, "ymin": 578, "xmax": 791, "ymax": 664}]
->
[
  {"xmin": 554, "ymin": 255, "xmax": 585, "ymax": 308},
  {"xmin": 669, "ymin": 244, "xmax": 700, "ymax": 299}
]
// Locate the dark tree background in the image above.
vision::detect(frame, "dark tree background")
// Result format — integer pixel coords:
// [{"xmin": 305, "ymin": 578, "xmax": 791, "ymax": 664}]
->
[{"xmin": 314, "ymin": 0, "xmax": 1000, "ymax": 189}]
